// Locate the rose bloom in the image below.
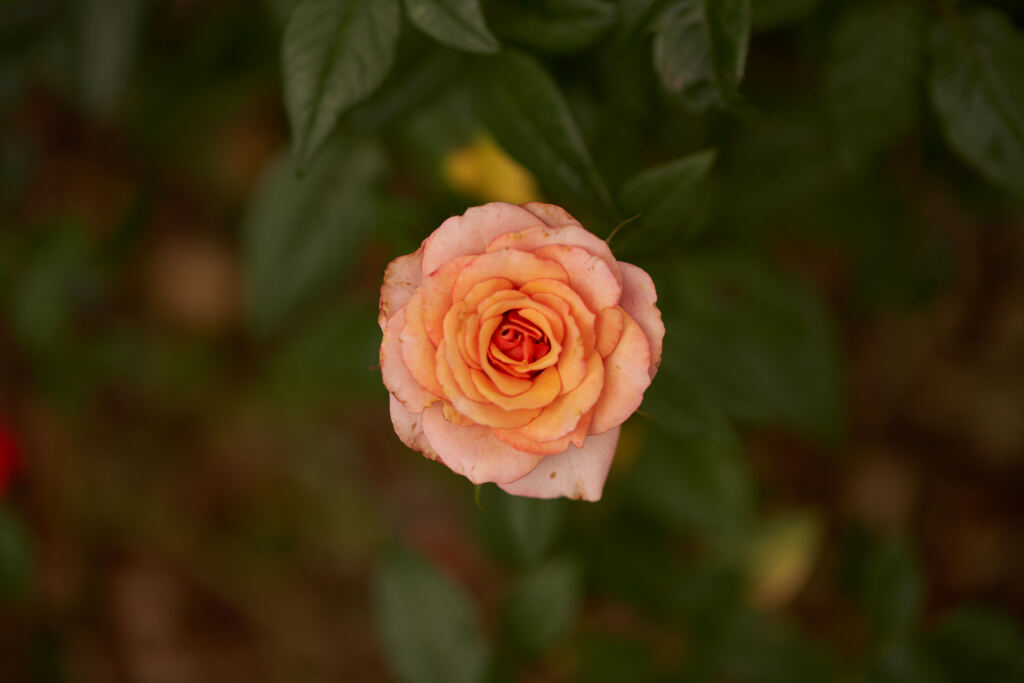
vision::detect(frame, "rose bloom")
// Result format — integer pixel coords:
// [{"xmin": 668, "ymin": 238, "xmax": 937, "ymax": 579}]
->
[{"xmin": 379, "ymin": 202, "xmax": 664, "ymax": 501}]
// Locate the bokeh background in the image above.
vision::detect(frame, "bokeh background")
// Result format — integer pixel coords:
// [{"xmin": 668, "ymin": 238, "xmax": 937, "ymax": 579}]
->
[{"xmin": 2, "ymin": 0, "xmax": 1024, "ymax": 681}]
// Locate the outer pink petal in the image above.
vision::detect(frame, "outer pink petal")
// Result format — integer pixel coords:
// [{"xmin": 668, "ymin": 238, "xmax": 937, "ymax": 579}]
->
[
  {"xmin": 519, "ymin": 202, "xmax": 582, "ymax": 228},
  {"xmin": 381, "ymin": 305, "xmax": 438, "ymax": 412},
  {"xmin": 379, "ymin": 249, "xmax": 423, "ymax": 331},
  {"xmin": 487, "ymin": 224, "xmax": 622, "ymax": 284},
  {"xmin": 421, "ymin": 203, "xmax": 544, "ymax": 276},
  {"xmin": 400, "ymin": 291, "xmax": 444, "ymax": 398},
  {"xmin": 590, "ymin": 312, "xmax": 651, "ymax": 434},
  {"xmin": 618, "ymin": 262, "xmax": 665, "ymax": 378},
  {"xmin": 389, "ymin": 394, "xmax": 436, "ymax": 459},
  {"xmin": 531, "ymin": 245, "xmax": 621, "ymax": 313},
  {"xmin": 421, "ymin": 403, "xmax": 544, "ymax": 485},
  {"xmin": 498, "ymin": 426, "xmax": 621, "ymax": 501}
]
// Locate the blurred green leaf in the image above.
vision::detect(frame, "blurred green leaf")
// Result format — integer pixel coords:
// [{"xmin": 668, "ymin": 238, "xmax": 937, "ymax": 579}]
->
[
  {"xmin": 661, "ymin": 253, "xmax": 842, "ymax": 440},
  {"xmin": 243, "ymin": 138, "xmax": 385, "ymax": 331},
  {"xmin": 267, "ymin": 302, "xmax": 384, "ymax": 400},
  {"xmin": 627, "ymin": 422, "xmax": 753, "ymax": 541},
  {"xmin": 826, "ymin": 0, "xmax": 925, "ymax": 173},
  {"xmin": 929, "ymin": 609, "xmax": 1024, "ymax": 683},
  {"xmin": 282, "ymin": 0, "xmax": 400, "ymax": 169},
  {"xmin": 469, "ymin": 49, "xmax": 617, "ymax": 221},
  {"xmin": 502, "ymin": 557, "xmax": 582, "ymax": 656},
  {"xmin": 485, "ymin": 0, "xmax": 616, "ymax": 54},
  {"xmin": 751, "ymin": 0, "xmax": 820, "ymax": 32},
  {"xmin": 846, "ymin": 535, "xmax": 922, "ymax": 645},
  {"xmin": 0, "ymin": 505, "xmax": 31, "ymax": 601},
  {"xmin": 615, "ymin": 147, "xmax": 716, "ymax": 254},
  {"xmin": 707, "ymin": 611, "xmax": 836, "ymax": 683},
  {"xmin": 350, "ymin": 47, "xmax": 464, "ymax": 134},
  {"xmin": 11, "ymin": 227, "xmax": 97, "ymax": 356},
  {"xmin": 373, "ymin": 545, "xmax": 489, "ymax": 683},
  {"xmin": 652, "ymin": 0, "xmax": 751, "ymax": 111},
  {"xmin": 404, "ymin": 0, "xmax": 498, "ymax": 54},
  {"xmin": 929, "ymin": 8, "xmax": 1024, "ymax": 195},
  {"xmin": 503, "ymin": 494, "xmax": 566, "ymax": 566},
  {"xmin": 73, "ymin": 0, "xmax": 144, "ymax": 115},
  {"xmin": 618, "ymin": 0, "xmax": 664, "ymax": 40},
  {"xmin": 573, "ymin": 633, "xmax": 656, "ymax": 683}
]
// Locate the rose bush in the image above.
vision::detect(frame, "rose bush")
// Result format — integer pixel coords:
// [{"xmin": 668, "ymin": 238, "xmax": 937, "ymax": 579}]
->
[{"xmin": 379, "ymin": 202, "xmax": 664, "ymax": 501}]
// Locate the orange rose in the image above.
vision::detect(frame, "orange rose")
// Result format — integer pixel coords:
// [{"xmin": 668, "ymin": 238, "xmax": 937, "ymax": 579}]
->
[{"xmin": 380, "ymin": 202, "xmax": 664, "ymax": 501}]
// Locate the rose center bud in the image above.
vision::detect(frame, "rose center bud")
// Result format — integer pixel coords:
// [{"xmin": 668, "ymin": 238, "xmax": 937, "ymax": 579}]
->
[{"xmin": 491, "ymin": 310, "xmax": 551, "ymax": 366}]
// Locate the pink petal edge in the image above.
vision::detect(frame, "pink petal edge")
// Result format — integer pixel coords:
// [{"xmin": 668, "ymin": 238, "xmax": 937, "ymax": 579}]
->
[
  {"xmin": 421, "ymin": 203, "xmax": 544, "ymax": 276},
  {"xmin": 498, "ymin": 426, "xmax": 621, "ymax": 501},
  {"xmin": 420, "ymin": 404, "xmax": 544, "ymax": 485},
  {"xmin": 617, "ymin": 263, "xmax": 666, "ymax": 378},
  {"xmin": 379, "ymin": 249, "xmax": 423, "ymax": 331}
]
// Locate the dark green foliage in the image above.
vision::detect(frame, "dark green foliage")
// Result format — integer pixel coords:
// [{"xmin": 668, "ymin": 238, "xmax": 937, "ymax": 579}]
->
[
  {"xmin": 469, "ymin": 49, "xmax": 617, "ymax": 221},
  {"xmin": 404, "ymin": 0, "xmax": 499, "ymax": 54},
  {"xmin": 501, "ymin": 557, "xmax": 582, "ymax": 655},
  {"xmin": 282, "ymin": 0, "xmax": 401, "ymax": 168},
  {"xmin": 373, "ymin": 545, "xmax": 490, "ymax": 683},
  {"xmin": 243, "ymin": 138, "xmax": 385, "ymax": 331},
  {"xmin": 652, "ymin": 0, "xmax": 751, "ymax": 111},
  {"xmin": 929, "ymin": 7, "xmax": 1024, "ymax": 196},
  {"xmin": 484, "ymin": 0, "xmax": 617, "ymax": 54}
]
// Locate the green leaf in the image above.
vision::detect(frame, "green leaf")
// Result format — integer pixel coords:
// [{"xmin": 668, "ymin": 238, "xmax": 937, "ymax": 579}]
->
[
  {"xmin": 826, "ymin": 0, "xmax": 925, "ymax": 173},
  {"xmin": 930, "ymin": 609, "xmax": 1024, "ymax": 683},
  {"xmin": 502, "ymin": 558, "xmax": 582, "ymax": 656},
  {"xmin": 469, "ymin": 50, "xmax": 617, "ymax": 220},
  {"xmin": 618, "ymin": 0, "xmax": 665, "ymax": 40},
  {"xmin": 661, "ymin": 253, "xmax": 842, "ymax": 440},
  {"xmin": 373, "ymin": 545, "xmax": 489, "ymax": 683},
  {"xmin": 503, "ymin": 494, "xmax": 566, "ymax": 566},
  {"xmin": 73, "ymin": 0, "xmax": 144, "ymax": 115},
  {"xmin": 485, "ymin": 0, "xmax": 616, "ymax": 54},
  {"xmin": 615, "ymin": 148, "xmax": 716, "ymax": 254},
  {"xmin": 929, "ymin": 8, "xmax": 1024, "ymax": 195},
  {"xmin": 243, "ymin": 138, "xmax": 385, "ymax": 331},
  {"xmin": 282, "ymin": 0, "xmax": 400, "ymax": 169},
  {"xmin": 751, "ymin": 0, "xmax": 821, "ymax": 32},
  {"xmin": 404, "ymin": 0, "xmax": 498, "ymax": 53},
  {"xmin": 652, "ymin": 0, "xmax": 751, "ymax": 111},
  {"xmin": 266, "ymin": 302, "xmax": 384, "ymax": 400},
  {"xmin": 627, "ymin": 422, "xmax": 753, "ymax": 541},
  {"xmin": 846, "ymin": 535, "xmax": 922, "ymax": 645},
  {"xmin": 0, "ymin": 505, "xmax": 31, "ymax": 601}
]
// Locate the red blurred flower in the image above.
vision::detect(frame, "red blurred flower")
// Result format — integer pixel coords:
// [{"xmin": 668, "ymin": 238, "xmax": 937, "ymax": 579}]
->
[{"xmin": 0, "ymin": 423, "xmax": 20, "ymax": 496}]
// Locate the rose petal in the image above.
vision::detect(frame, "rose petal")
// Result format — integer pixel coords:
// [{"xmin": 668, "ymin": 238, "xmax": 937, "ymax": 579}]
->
[
  {"xmin": 421, "ymin": 203, "xmax": 544, "ymax": 276},
  {"xmin": 436, "ymin": 340, "xmax": 541, "ymax": 428},
  {"xmin": 590, "ymin": 312, "xmax": 651, "ymax": 434},
  {"xmin": 498, "ymin": 426, "xmax": 621, "ymax": 501},
  {"xmin": 519, "ymin": 202, "xmax": 582, "ymax": 228},
  {"xmin": 421, "ymin": 255, "xmax": 475, "ymax": 346},
  {"xmin": 451, "ymin": 248, "xmax": 568, "ymax": 303},
  {"xmin": 595, "ymin": 307, "xmax": 623, "ymax": 358},
  {"xmin": 381, "ymin": 305, "xmax": 438, "ymax": 412},
  {"xmin": 531, "ymin": 245, "xmax": 621, "ymax": 312},
  {"xmin": 400, "ymin": 291, "xmax": 445, "ymax": 398},
  {"xmin": 472, "ymin": 365, "xmax": 561, "ymax": 411},
  {"xmin": 618, "ymin": 263, "xmax": 666, "ymax": 378},
  {"xmin": 379, "ymin": 249, "xmax": 423, "ymax": 330},
  {"xmin": 508, "ymin": 353, "xmax": 604, "ymax": 442},
  {"xmin": 421, "ymin": 403, "xmax": 543, "ymax": 484},
  {"xmin": 493, "ymin": 408, "xmax": 593, "ymax": 455},
  {"xmin": 487, "ymin": 224, "xmax": 622, "ymax": 284},
  {"xmin": 389, "ymin": 394, "xmax": 436, "ymax": 458}
]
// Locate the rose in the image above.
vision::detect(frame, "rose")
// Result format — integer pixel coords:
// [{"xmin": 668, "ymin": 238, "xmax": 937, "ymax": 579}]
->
[{"xmin": 379, "ymin": 202, "xmax": 664, "ymax": 501}]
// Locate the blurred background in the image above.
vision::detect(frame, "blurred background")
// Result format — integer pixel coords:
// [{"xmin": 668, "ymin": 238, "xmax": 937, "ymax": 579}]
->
[{"xmin": 1, "ymin": 0, "xmax": 1024, "ymax": 681}]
